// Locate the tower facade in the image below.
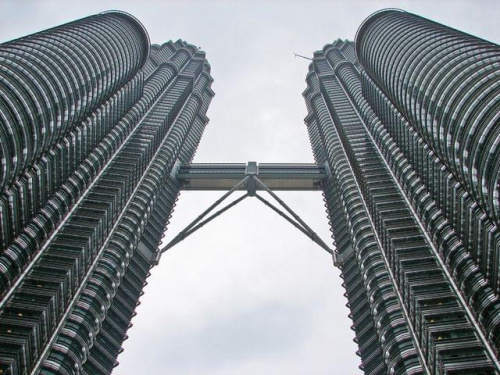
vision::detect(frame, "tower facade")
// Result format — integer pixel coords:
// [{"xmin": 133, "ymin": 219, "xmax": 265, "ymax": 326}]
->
[
  {"xmin": 304, "ymin": 9, "xmax": 500, "ymax": 375},
  {"xmin": 0, "ymin": 12, "xmax": 214, "ymax": 374},
  {"xmin": 2, "ymin": 7, "xmax": 500, "ymax": 375}
]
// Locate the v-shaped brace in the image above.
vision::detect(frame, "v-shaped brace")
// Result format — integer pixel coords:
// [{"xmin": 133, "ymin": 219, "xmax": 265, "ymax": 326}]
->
[{"xmin": 157, "ymin": 174, "xmax": 336, "ymax": 264}]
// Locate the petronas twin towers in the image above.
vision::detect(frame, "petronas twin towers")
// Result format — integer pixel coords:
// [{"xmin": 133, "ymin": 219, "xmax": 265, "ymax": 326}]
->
[{"xmin": 1, "ymin": 8, "xmax": 500, "ymax": 375}]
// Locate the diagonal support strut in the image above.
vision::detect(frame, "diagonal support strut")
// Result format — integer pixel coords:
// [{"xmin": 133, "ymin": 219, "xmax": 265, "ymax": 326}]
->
[
  {"xmin": 159, "ymin": 171, "xmax": 337, "ymax": 265},
  {"xmin": 157, "ymin": 176, "xmax": 250, "ymax": 258},
  {"xmin": 254, "ymin": 193, "xmax": 333, "ymax": 255},
  {"xmin": 253, "ymin": 177, "xmax": 332, "ymax": 251}
]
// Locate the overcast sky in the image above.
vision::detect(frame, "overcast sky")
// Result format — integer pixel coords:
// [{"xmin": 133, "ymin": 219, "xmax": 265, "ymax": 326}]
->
[{"xmin": 1, "ymin": 1, "xmax": 499, "ymax": 374}]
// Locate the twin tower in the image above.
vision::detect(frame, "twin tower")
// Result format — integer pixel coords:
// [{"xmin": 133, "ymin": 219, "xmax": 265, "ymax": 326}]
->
[{"xmin": 1, "ymin": 9, "xmax": 500, "ymax": 375}]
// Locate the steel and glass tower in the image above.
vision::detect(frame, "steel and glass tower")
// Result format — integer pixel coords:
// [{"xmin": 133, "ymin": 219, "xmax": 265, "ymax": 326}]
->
[
  {"xmin": 0, "ymin": 11, "xmax": 214, "ymax": 374},
  {"xmin": 304, "ymin": 9, "xmax": 500, "ymax": 375},
  {"xmin": 3, "ymin": 7, "xmax": 500, "ymax": 375}
]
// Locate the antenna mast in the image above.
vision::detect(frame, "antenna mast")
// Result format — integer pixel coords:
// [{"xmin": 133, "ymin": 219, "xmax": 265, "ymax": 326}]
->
[{"xmin": 294, "ymin": 53, "xmax": 313, "ymax": 61}]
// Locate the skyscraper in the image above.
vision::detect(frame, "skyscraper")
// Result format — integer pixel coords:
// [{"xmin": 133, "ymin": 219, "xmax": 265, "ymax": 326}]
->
[
  {"xmin": 304, "ymin": 9, "xmax": 500, "ymax": 375},
  {"xmin": 2, "ymin": 6, "xmax": 500, "ymax": 375},
  {"xmin": 0, "ymin": 11, "xmax": 214, "ymax": 374}
]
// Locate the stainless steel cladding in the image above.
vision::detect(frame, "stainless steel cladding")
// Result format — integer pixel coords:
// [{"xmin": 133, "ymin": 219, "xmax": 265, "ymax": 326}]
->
[
  {"xmin": 0, "ymin": 12, "xmax": 214, "ymax": 375},
  {"xmin": 305, "ymin": 9, "xmax": 500, "ymax": 375}
]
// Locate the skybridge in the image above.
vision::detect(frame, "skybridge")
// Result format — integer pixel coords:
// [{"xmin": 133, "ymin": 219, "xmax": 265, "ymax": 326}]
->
[
  {"xmin": 176, "ymin": 162, "xmax": 327, "ymax": 192},
  {"xmin": 159, "ymin": 161, "xmax": 338, "ymax": 264}
]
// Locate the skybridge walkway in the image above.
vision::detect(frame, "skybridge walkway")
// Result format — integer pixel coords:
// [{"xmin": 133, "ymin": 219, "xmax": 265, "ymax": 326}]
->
[
  {"xmin": 176, "ymin": 162, "xmax": 327, "ymax": 193},
  {"xmin": 159, "ymin": 161, "xmax": 338, "ymax": 264}
]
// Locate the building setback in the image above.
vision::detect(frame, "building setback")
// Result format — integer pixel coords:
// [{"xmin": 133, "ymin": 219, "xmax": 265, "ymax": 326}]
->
[
  {"xmin": 0, "ymin": 11, "xmax": 214, "ymax": 374},
  {"xmin": 304, "ymin": 9, "xmax": 500, "ymax": 375}
]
